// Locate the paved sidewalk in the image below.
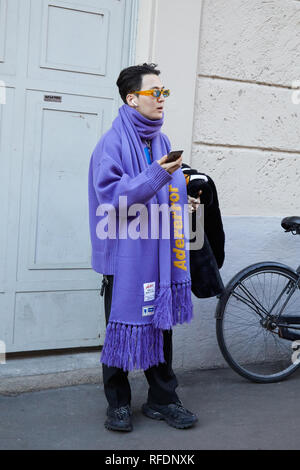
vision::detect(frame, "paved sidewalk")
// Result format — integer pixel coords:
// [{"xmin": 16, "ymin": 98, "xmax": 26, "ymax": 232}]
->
[{"xmin": 1, "ymin": 366, "xmax": 300, "ymax": 450}]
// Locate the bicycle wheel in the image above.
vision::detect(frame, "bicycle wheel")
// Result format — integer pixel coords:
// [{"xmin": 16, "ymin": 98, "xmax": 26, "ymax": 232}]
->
[{"xmin": 216, "ymin": 262, "xmax": 300, "ymax": 383}]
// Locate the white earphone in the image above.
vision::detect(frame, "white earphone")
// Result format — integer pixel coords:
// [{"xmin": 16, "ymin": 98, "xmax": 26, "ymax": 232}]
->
[{"xmin": 132, "ymin": 100, "xmax": 138, "ymax": 107}]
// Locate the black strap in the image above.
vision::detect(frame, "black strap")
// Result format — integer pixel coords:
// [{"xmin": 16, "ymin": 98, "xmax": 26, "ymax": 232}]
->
[{"xmin": 100, "ymin": 275, "xmax": 109, "ymax": 297}]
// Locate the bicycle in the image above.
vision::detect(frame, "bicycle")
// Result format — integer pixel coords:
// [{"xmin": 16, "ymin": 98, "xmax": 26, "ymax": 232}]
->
[{"xmin": 216, "ymin": 216, "xmax": 300, "ymax": 383}]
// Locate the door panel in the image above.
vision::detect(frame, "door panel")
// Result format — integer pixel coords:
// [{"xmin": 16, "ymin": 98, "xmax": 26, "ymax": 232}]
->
[
  {"xmin": 27, "ymin": 0, "xmax": 125, "ymax": 89},
  {"xmin": 0, "ymin": 0, "xmax": 18, "ymax": 75},
  {"xmin": 18, "ymin": 90, "xmax": 111, "ymax": 280}
]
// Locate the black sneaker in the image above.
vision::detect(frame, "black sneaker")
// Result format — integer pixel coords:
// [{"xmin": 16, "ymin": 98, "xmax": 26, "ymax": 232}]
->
[
  {"xmin": 142, "ymin": 400, "xmax": 198, "ymax": 429},
  {"xmin": 105, "ymin": 405, "xmax": 133, "ymax": 432}
]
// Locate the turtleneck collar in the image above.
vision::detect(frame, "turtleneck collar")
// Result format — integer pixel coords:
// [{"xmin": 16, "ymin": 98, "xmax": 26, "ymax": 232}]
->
[{"xmin": 121, "ymin": 104, "xmax": 164, "ymax": 140}]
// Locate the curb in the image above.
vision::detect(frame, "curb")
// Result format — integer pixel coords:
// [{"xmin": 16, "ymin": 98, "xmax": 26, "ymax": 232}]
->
[{"xmin": 0, "ymin": 367, "xmax": 103, "ymax": 396}]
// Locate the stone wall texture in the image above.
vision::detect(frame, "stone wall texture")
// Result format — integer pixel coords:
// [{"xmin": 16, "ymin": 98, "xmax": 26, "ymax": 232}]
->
[{"xmin": 192, "ymin": 0, "xmax": 300, "ymax": 217}]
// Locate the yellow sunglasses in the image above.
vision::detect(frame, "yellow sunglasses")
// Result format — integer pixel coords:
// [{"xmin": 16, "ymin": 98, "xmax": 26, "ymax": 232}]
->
[{"xmin": 132, "ymin": 88, "xmax": 170, "ymax": 98}]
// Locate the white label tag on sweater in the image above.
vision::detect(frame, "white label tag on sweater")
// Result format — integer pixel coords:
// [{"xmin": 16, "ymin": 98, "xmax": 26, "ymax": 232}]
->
[
  {"xmin": 142, "ymin": 305, "xmax": 155, "ymax": 317},
  {"xmin": 143, "ymin": 281, "xmax": 155, "ymax": 301}
]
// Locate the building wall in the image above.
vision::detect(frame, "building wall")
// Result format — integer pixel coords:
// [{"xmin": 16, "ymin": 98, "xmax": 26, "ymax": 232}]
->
[
  {"xmin": 193, "ymin": 0, "xmax": 300, "ymax": 217},
  {"xmin": 135, "ymin": 0, "xmax": 300, "ymax": 371}
]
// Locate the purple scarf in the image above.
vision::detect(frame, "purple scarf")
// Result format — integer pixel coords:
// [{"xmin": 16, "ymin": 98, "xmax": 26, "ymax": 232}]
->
[{"xmin": 101, "ymin": 104, "xmax": 193, "ymax": 371}]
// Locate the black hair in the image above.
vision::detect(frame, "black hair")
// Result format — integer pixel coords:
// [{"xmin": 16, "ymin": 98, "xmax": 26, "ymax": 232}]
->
[{"xmin": 116, "ymin": 63, "xmax": 161, "ymax": 104}]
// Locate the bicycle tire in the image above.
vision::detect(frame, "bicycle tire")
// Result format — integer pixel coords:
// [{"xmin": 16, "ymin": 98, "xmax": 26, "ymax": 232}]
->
[{"xmin": 216, "ymin": 262, "xmax": 300, "ymax": 383}]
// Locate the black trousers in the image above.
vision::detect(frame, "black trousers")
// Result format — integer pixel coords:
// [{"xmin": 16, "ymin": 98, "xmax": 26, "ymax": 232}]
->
[{"xmin": 102, "ymin": 275, "xmax": 179, "ymax": 408}]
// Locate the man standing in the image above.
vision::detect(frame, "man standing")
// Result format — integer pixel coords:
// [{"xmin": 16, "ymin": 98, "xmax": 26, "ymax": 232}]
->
[{"xmin": 88, "ymin": 63, "xmax": 198, "ymax": 432}]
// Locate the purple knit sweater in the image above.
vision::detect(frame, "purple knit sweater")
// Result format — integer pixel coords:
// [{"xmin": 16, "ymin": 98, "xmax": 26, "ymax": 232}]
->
[{"xmin": 88, "ymin": 127, "xmax": 173, "ymax": 275}]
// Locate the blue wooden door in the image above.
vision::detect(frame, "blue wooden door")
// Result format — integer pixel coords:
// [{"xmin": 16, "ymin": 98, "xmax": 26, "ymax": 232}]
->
[{"xmin": 0, "ymin": 0, "xmax": 136, "ymax": 351}]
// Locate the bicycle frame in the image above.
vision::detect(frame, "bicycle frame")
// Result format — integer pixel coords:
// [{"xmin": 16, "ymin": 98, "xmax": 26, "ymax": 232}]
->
[{"xmin": 232, "ymin": 267, "xmax": 300, "ymax": 330}]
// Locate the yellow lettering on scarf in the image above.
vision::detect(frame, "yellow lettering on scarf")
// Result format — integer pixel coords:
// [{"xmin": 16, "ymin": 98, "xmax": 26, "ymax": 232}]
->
[
  {"xmin": 175, "ymin": 239, "xmax": 184, "ymax": 249},
  {"xmin": 174, "ymin": 260, "xmax": 187, "ymax": 270},
  {"xmin": 169, "ymin": 184, "xmax": 187, "ymax": 271}
]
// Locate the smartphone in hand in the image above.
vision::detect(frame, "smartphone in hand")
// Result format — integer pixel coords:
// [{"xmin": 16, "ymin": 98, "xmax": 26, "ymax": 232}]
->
[{"xmin": 164, "ymin": 150, "xmax": 184, "ymax": 163}]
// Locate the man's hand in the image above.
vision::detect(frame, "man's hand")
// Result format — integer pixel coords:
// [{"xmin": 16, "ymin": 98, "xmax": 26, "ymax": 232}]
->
[
  {"xmin": 157, "ymin": 154, "xmax": 183, "ymax": 175},
  {"xmin": 157, "ymin": 155, "xmax": 202, "ymax": 210}
]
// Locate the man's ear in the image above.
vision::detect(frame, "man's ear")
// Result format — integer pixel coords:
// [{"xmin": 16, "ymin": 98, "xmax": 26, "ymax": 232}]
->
[{"xmin": 126, "ymin": 93, "xmax": 137, "ymax": 107}]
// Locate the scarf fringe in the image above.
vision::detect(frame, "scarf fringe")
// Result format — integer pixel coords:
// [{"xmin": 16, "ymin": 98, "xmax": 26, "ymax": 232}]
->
[
  {"xmin": 101, "ymin": 321, "xmax": 165, "ymax": 372},
  {"xmin": 152, "ymin": 284, "xmax": 173, "ymax": 330},
  {"xmin": 153, "ymin": 280, "xmax": 194, "ymax": 330},
  {"xmin": 181, "ymin": 280, "xmax": 194, "ymax": 324},
  {"xmin": 173, "ymin": 280, "xmax": 194, "ymax": 325}
]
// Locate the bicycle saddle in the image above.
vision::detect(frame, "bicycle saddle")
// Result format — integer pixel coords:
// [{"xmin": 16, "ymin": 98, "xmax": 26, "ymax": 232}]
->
[{"xmin": 281, "ymin": 216, "xmax": 300, "ymax": 234}]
